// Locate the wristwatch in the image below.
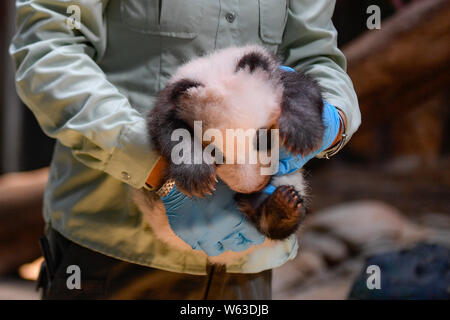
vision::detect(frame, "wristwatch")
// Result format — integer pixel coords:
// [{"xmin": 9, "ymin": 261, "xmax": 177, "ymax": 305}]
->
[
  {"xmin": 154, "ymin": 178, "xmax": 175, "ymax": 197},
  {"xmin": 321, "ymin": 107, "xmax": 347, "ymax": 159}
]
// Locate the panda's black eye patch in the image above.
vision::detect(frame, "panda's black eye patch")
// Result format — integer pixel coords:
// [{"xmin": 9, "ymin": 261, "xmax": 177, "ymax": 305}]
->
[
  {"xmin": 254, "ymin": 128, "xmax": 273, "ymax": 151},
  {"xmin": 169, "ymin": 78, "xmax": 203, "ymax": 103},
  {"xmin": 236, "ymin": 52, "xmax": 271, "ymax": 73}
]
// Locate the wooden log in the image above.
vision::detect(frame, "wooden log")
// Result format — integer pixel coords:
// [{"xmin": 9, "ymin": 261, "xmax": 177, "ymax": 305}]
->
[
  {"xmin": 343, "ymin": 0, "xmax": 450, "ymax": 160},
  {"xmin": 308, "ymin": 156, "xmax": 450, "ymax": 217},
  {"xmin": 0, "ymin": 168, "xmax": 48, "ymax": 276}
]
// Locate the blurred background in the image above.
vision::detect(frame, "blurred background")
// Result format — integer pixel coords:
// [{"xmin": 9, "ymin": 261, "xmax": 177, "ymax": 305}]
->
[{"xmin": 0, "ymin": 0, "xmax": 449, "ymax": 299}]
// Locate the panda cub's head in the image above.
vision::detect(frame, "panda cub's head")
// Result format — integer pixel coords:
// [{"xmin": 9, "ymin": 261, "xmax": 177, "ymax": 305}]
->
[
  {"xmin": 173, "ymin": 46, "xmax": 283, "ymax": 137},
  {"xmin": 151, "ymin": 45, "xmax": 324, "ymax": 194}
]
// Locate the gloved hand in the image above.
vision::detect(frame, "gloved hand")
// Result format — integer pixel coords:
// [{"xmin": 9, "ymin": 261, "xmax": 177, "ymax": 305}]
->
[
  {"xmin": 263, "ymin": 66, "xmax": 342, "ymax": 195},
  {"xmin": 160, "ymin": 180, "xmax": 265, "ymax": 256}
]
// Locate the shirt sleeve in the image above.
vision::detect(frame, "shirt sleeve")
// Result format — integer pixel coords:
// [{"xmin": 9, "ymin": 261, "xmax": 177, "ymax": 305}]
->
[
  {"xmin": 279, "ymin": 0, "xmax": 361, "ymax": 145},
  {"xmin": 9, "ymin": 0, "xmax": 159, "ymax": 189}
]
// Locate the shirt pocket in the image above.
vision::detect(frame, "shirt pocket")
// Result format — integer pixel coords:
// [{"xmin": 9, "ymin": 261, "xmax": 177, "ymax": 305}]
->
[
  {"xmin": 120, "ymin": 0, "xmax": 202, "ymax": 39},
  {"xmin": 259, "ymin": 0, "xmax": 288, "ymax": 45}
]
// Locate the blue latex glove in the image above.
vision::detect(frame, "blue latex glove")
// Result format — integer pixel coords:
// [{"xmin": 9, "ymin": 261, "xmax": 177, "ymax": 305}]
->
[
  {"xmin": 161, "ymin": 180, "xmax": 265, "ymax": 256},
  {"xmin": 263, "ymin": 67, "xmax": 342, "ymax": 195},
  {"xmin": 280, "ymin": 65, "xmax": 296, "ymax": 72}
]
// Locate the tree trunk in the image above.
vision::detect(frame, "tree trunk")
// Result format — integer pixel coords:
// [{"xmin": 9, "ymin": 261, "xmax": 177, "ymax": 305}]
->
[
  {"xmin": 343, "ymin": 0, "xmax": 450, "ymax": 160},
  {"xmin": 0, "ymin": 168, "xmax": 47, "ymax": 275}
]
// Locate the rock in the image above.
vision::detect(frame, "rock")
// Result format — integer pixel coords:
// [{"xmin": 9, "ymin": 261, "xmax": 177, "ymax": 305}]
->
[
  {"xmin": 300, "ymin": 232, "xmax": 349, "ymax": 265},
  {"xmin": 306, "ymin": 200, "xmax": 428, "ymax": 254},
  {"xmin": 272, "ymin": 248, "xmax": 326, "ymax": 294},
  {"xmin": 272, "ymin": 260, "xmax": 305, "ymax": 295},
  {"xmin": 425, "ymin": 230, "xmax": 450, "ymax": 248},
  {"xmin": 293, "ymin": 249, "xmax": 326, "ymax": 276},
  {"xmin": 417, "ymin": 213, "xmax": 450, "ymax": 247},
  {"xmin": 348, "ymin": 243, "xmax": 450, "ymax": 299},
  {"xmin": 274, "ymin": 257, "xmax": 365, "ymax": 300},
  {"xmin": 417, "ymin": 213, "xmax": 450, "ymax": 229},
  {"xmin": 286, "ymin": 276, "xmax": 355, "ymax": 300}
]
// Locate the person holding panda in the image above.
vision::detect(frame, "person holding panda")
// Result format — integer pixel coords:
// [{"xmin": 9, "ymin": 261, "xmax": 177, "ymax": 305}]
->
[{"xmin": 10, "ymin": 0, "xmax": 360, "ymax": 299}]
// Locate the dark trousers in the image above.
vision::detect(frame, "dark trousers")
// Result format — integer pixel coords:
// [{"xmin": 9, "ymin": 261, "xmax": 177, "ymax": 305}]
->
[{"xmin": 37, "ymin": 228, "xmax": 272, "ymax": 300}]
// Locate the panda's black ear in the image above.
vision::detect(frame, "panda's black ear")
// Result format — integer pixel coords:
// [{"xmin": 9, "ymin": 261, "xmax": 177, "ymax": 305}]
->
[
  {"xmin": 235, "ymin": 51, "xmax": 272, "ymax": 73},
  {"xmin": 168, "ymin": 79, "xmax": 203, "ymax": 104}
]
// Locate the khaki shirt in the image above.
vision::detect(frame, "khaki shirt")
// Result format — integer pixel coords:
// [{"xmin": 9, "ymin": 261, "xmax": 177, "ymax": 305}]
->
[{"xmin": 10, "ymin": 0, "xmax": 360, "ymax": 275}]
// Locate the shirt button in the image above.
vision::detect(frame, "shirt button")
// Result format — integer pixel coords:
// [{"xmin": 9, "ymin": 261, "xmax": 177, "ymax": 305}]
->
[
  {"xmin": 225, "ymin": 12, "xmax": 236, "ymax": 23},
  {"xmin": 121, "ymin": 171, "xmax": 130, "ymax": 180}
]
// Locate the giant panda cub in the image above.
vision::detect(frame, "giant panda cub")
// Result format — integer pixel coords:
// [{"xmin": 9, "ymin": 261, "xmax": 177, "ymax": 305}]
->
[{"xmin": 134, "ymin": 45, "xmax": 325, "ymax": 264}]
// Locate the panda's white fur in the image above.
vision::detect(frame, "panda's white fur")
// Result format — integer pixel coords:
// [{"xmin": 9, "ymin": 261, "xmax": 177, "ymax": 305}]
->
[
  {"xmin": 134, "ymin": 45, "xmax": 308, "ymax": 265},
  {"xmin": 173, "ymin": 45, "xmax": 282, "ymax": 134}
]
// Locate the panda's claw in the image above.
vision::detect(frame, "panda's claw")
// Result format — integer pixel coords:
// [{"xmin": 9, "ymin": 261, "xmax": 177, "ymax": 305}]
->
[{"xmin": 253, "ymin": 185, "xmax": 307, "ymax": 240}]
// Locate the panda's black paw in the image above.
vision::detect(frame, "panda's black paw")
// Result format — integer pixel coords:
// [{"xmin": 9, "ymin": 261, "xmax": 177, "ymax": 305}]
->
[
  {"xmin": 278, "ymin": 117, "xmax": 321, "ymax": 156},
  {"xmin": 277, "ymin": 70, "xmax": 325, "ymax": 156},
  {"xmin": 257, "ymin": 185, "xmax": 306, "ymax": 240},
  {"xmin": 169, "ymin": 163, "xmax": 217, "ymax": 198}
]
